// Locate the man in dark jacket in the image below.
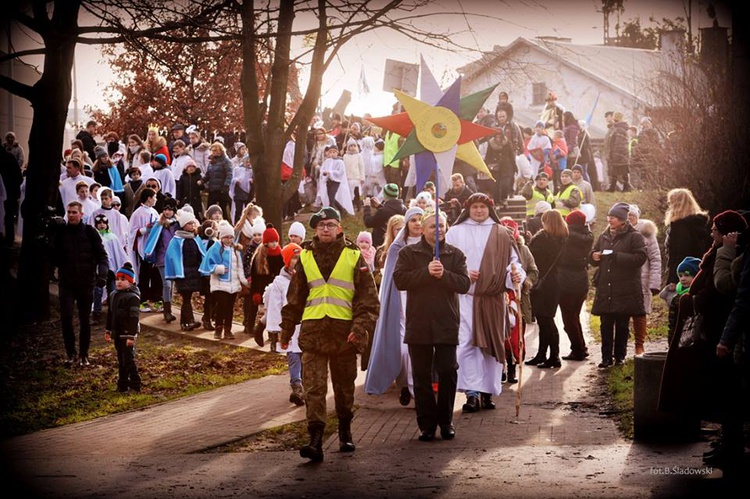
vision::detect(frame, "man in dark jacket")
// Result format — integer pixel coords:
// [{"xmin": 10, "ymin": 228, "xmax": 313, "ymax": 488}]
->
[
  {"xmin": 441, "ymin": 173, "xmax": 475, "ymax": 225},
  {"xmin": 590, "ymin": 202, "xmax": 647, "ymax": 367},
  {"xmin": 393, "ymin": 210, "xmax": 471, "ymax": 442},
  {"xmin": 363, "ymin": 182, "xmax": 406, "ymax": 247},
  {"xmin": 606, "ymin": 112, "xmax": 631, "ymax": 192},
  {"xmin": 52, "ymin": 201, "xmax": 109, "ymax": 366},
  {"xmin": 280, "ymin": 207, "xmax": 379, "ymax": 462},
  {"xmin": 76, "ymin": 120, "xmax": 98, "ymax": 162}
]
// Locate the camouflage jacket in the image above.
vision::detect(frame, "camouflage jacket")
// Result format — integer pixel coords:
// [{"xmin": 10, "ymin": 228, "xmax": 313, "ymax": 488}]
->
[{"xmin": 280, "ymin": 233, "xmax": 379, "ymax": 355}]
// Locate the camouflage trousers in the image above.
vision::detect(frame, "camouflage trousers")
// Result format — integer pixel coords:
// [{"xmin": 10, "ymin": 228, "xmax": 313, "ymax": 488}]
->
[{"xmin": 303, "ymin": 349, "xmax": 357, "ymax": 425}]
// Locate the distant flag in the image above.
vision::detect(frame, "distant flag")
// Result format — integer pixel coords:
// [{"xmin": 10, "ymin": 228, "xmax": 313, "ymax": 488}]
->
[
  {"xmin": 584, "ymin": 92, "xmax": 601, "ymax": 127},
  {"xmin": 358, "ymin": 66, "xmax": 370, "ymax": 96}
]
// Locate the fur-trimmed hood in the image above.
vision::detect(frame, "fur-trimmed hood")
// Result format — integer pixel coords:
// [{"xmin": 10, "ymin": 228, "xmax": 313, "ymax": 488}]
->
[
  {"xmin": 147, "ymin": 135, "xmax": 168, "ymax": 152},
  {"xmin": 636, "ymin": 219, "xmax": 658, "ymax": 238}
]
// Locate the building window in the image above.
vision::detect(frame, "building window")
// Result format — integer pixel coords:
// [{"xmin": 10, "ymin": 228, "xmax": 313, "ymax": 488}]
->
[{"xmin": 532, "ymin": 83, "xmax": 547, "ymax": 106}]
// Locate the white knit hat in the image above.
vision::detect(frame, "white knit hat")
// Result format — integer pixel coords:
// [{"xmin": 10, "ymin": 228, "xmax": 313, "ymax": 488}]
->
[
  {"xmin": 288, "ymin": 221, "xmax": 306, "ymax": 240},
  {"xmin": 176, "ymin": 209, "xmax": 198, "ymax": 229},
  {"xmin": 217, "ymin": 221, "xmax": 235, "ymax": 239},
  {"xmin": 251, "ymin": 218, "xmax": 266, "ymax": 235}
]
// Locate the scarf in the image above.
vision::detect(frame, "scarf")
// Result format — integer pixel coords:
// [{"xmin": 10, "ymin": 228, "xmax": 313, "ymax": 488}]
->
[
  {"xmin": 676, "ymin": 282, "xmax": 689, "ymax": 296},
  {"xmin": 241, "ymin": 220, "xmax": 253, "ymax": 238},
  {"xmin": 108, "ymin": 166, "xmax": 124, "ymax": 193},
  {"xmin": 472, "ymin": 223, "xmax": 512, "ymax": 364},
  {"xmin": 267, "ymin": 243, "xmax": 282, "ymax": 257}
]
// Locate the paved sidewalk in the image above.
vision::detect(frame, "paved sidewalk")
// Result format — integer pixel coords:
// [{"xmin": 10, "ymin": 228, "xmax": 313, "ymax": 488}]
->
[{"xmin": 1, "ymin": 309, "xmax": 723, "ymax": 498}]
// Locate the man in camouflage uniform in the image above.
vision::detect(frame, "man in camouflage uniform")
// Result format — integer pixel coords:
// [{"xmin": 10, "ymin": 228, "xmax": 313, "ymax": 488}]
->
[{"xmin": 280, "ymin": 207, "xmax": 379, "ymax": 462}]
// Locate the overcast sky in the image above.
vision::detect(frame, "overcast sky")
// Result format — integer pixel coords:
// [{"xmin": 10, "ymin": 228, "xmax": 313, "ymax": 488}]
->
[{"xmin": 69, "ymin": 0, "xmax": 730, "ymax": 117}]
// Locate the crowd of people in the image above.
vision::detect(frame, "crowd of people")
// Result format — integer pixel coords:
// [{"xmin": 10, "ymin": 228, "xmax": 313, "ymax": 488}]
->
[{"xmin": 0, "ymin": 91, "xmax": 746, "ymax": 470}]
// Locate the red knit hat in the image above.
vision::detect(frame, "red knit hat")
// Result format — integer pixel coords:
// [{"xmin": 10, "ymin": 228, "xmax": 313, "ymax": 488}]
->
[
  {"xmin": 262, "ymin": 223, "xmax": 280, "ymax": 244},
  {"xmin": 281, "ymin": 243, "xmax": 302, "ymax": 268},
  {"xmin": 565, "ymin": 210, "xmax": 587, "ymax": 227}
]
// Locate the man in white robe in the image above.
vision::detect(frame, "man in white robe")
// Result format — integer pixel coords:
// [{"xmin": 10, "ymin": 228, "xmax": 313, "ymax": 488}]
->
[{"xmin": 445, "ymin": 192, "xmax": 524, "ymax": 412}]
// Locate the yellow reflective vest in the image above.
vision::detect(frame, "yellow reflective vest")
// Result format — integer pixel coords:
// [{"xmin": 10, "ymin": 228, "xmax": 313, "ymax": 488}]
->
[
  {"xmin": 526, "ymin": 187, "xmax": 554, "ymax": 216},
  {"xmin": 554, "ymin": 184, "xmax": 582, "ymax": 217},
  {"xmin": 300, "ymin": 247, "xmax": 360, "ymax": 321}
]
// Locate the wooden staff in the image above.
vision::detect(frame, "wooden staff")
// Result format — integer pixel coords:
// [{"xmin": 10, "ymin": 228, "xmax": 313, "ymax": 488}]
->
[{"xmin": 512, "ymin": 262, "xmax": 524, "ymax": 419}]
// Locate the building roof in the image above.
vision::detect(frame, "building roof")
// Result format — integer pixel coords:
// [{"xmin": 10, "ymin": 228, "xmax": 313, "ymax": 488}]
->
[{"xmin": 459, "ymin": 37, "xmax": 667, "ymax": 107}]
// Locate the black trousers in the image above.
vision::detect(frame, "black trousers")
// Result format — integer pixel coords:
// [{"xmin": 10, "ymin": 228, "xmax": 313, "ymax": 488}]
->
[
  {"xmin": 213, "ymin": 291, "xmax": 236, "ymax": 329},
  {"xmin": 600, "ymin": 313, "xmax": 630, "ymax": 362},
  {"xmin": 408, "ymin": 344, "xmax": 458, "ymax": 432},
  {"xmin": 536, "ymin": 315, "xmax": 560, "ymax": 359},
  {"xmin": 137, "ymin": 256, "xmax": 162, "ymax": 303},
  {"xmin": 180, "ymin": 291, "xmax": 195, "ymax": 324},
  {"xmin": 115, "ymin": 336, "xmax": 141, "ymax": 390},
  {"xmin": 59, "ymin": 284, "xmax": 93, "ymax": 359}
]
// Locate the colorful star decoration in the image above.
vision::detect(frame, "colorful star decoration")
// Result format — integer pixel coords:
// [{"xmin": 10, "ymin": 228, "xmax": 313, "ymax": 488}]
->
[{"xmin": 368, "ymin": 71, "xmax": 499, "ymax": 193}]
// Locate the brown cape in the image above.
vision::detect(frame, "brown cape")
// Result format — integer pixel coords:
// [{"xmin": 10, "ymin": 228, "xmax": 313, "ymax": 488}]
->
[{"xmin": 472, "ymin": 224, "xmax": 513, "ymax": 364}]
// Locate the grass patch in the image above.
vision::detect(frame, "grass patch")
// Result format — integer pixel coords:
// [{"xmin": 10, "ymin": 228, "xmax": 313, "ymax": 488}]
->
[
  {"xmin": 0, "ymin": 320, "xmax": 288, "ymax": 438},
  {"xmin": 604, "ymin": 360, "xmax": 635, "ymax": 439}
]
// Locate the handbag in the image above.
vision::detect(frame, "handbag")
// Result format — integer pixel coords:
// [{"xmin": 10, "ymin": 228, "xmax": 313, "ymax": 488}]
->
[
  {"xmin": 678, "ymin": 297, "xmax": 704, "ymax": 349},
  {"xmin": 532, "ymin": 241, "xmax": 566, "ymax": 291}
]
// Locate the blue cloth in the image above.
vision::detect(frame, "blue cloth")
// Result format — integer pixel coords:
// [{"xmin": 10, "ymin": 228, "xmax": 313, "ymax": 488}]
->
[
  {"xmin": 165, "ymin": 235, "xmax": 206, "ymax": 280},
  {"xmin": 364, "ymin": 232, "xmax": 409, "ymax": 395},
  {"xmin": 199, "ymin": 242, "xmax": 232, "ymax": 282},
  {"xmin": 143, "ymin": 223, "xmax": 163, "ymax": 264},
  {"xmin": 108, "ymin": 166, "xmax": 124, "ymax": 193}
]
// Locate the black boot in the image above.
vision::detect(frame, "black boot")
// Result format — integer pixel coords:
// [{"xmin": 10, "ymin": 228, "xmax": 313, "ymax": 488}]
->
[
  {"xmin": 300, "ymin": 422, "xmax": 325, "ymax": 462},
  {"xmin": 462, "ymin": 395, "xmax": 481, "ymax": 413},
  {"xmin": 338, "ymin": 418, "xmax": 356, "ymax": 452},
  {"xmin": 269, "ymin": 332, "xmax": 278, "ymax": 353},
  {"xmin": 481, "ymin": 393, "xmax": 496, "ymax": 410},
  {"xmin": 507, "ymin": 363, "xmax": 518, "ymax": 384},
  {"xmin": 163, "ymin": 302, "xmax": 176, "ymax": 323},
  {"xmin": 202, "ymin": 314, "xmax": 214, "ymax": 331},
  {"xmin": 253, "ymin": 321, "xmax": 265, "ymax": 347},
  {"xmin": 213, "ymin": 326, "xmax": 222, "ymax": 340}
]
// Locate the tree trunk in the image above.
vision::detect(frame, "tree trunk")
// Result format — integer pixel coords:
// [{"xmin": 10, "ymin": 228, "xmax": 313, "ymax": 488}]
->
[{"xmin": 17, "ymin": 1, "xmax": 80, "ymax": 323}]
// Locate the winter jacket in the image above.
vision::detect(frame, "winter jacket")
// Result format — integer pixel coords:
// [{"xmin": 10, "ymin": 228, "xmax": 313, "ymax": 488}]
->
[
  {"xmin": 634, "ymin": 219, "xmax": 662, "ymax": 312},
  {"xmin": 249, "ymin": 250, "xmax": 285, "ymax": 298},
  {"xmin": 263, "ymin": 268, "xmax": 302, "ymax": 353},
  {"xmin": 204, "ymin": 154, "xmax": 233, "ymax": 194},
  {"xmin": 176, "ymin": 170, "xmax": 204, "ymax": 219},
  {"xmin": 392, "ymin": 237, "xmax": 471, "ymax": 345},
  {"xmin": 589, "ymin": 223, "xmax": 648, "ymax": 316},
  {"xmin": 199, "ymin": 242, "xmax": 249, "ymax": 294},
  {"xmin": 52, "ymin": 222, "xmax": 108, "ymax": 288},
  {"xmin": 363, "ymin": 198, "xmax": 407, "ymax": 247},
  {"xmin": 664, "ymin": 213, "xmax": 711, "ymax": 285},
  {"xmin": 528, "ymin": 230, "xmax": 567, "ymax": 317},
  {"xmin": 280, "ymin": 233, "xmax": 379, "ymax": 355},
  {"xmin": 557, "ymin": 224, "xmax": 593, "ymax": 297},
  {"xmin": 188, "ymin": 142, "xmax": 211, "ymax": 175},
  {"xmin": 607, "ymin": 121, "xmax": 630, "ymax": 176},
  {"xmin": 106, "ymin": 285, "xmax": 141, "ymax": 340},
  {"xmin": 167, "ymin": 232, "xmax": 205, "ymax": 294}
]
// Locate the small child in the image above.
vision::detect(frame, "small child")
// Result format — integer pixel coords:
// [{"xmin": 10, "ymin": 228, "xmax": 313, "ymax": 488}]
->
[
  {"xmin": 249, "ymin": 224, "xmax": 285, "ymax": 348},
  {"xmin": 551, "ymin": 129, "xmax": 568, "ymax": 173},
  {"xmin": 660, "ymin": 256, "xmax": 700, "ymax": 346},
  {"xmin": 288, "ymin": 221, "xmax": 306, "ymax": 245},
  {"xmin": 92, "ymin": 213, "xmax": 128, "ymax": 325},
  {"xmin": 199, "ymin": 221, "xmax": 249, "ymax": 340},
  {"xmin": 342, "ymin": 139, "xmax": 365, "ymax": 211},
  {"xmin": 105, "ymin": 262, "xmax": 142, "ymax": 393},
  {"xmin": 197, "ymin": 219, "xmax": 218, "ymax": 331},
  {"xmin": 266, "ymin": 243, "xmax": 305, "ymax": 406},
  {"xmin": 356, "ymin": 231, "xmax": 376, "ymax": 272},
  {"xmin": 165, "ymin": 209, "xmax": 206, "ymax": 331},
  {"xmin": 72, "ymin": 180, "xmax": 98, "ymax": 224},
  {"xmin": 319, "ymin": 145, "xmax": 351, "ymax": 214},
  {"xmin": 241, "ymin": 218, "xmax": 266, "ymax": 335}
]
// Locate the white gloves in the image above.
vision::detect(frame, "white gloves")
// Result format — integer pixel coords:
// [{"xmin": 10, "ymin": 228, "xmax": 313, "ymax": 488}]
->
[{"xmin": 214, "ymin": 264, "xmax": 226, "ymax": 275}]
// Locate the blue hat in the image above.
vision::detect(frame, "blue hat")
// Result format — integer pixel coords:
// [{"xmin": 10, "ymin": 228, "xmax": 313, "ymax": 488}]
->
[
  {"xmin": 677, "ymin": 257, "xmax": 701, "ymax": 277},
  {"xmin": 153, "ymin": 153, "xmax": 168, "ymax": 167}
]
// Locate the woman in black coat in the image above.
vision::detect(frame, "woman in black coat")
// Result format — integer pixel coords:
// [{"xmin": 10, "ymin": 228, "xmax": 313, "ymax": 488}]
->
[
  {"xmin": 557, "ymin": 210, "xmax": 594, "ymax": 361},
  {"xmin": 526, "ymin": 209, "xmax": 569, "ymax": 368},
  {"xmin": 590, "ymin": 203, "xmax": 647, "ymax": 367},
  {"xmin": 663, "ymin": 188, "xmax": 711, "ymax": 286}
]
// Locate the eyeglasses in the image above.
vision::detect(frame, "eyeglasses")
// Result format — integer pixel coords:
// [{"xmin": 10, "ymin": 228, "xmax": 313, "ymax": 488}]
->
[
  {"xmin": 317, "ymin": 222, "xmax": 339, "ymax": 230},
  {"xmin": 146, "ymin": 184, "xmax": 158, "ymax": 189}
]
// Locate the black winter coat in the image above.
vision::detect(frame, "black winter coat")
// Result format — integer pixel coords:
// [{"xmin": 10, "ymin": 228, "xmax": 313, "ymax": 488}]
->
[
  {"xmin": 607, "ymin": 121, "xmax": 630, "ymax": 176},
  {"xmin": 528, "ymin": 231, "xmax": 567, "ymax": 317},
  {"xmin": 204, "ymin": 155, "xmax": 233, "ymax": 194},
  {"xmin": 174, "ymin": 237, "xmax": 204, "ymax": 294},
  {"xmin": 52, "ymin": 222, "xmax": 108, "ymax": 288},
  {"xmin": 106, "ymin": 285, "xmax": 141, "ymax": 338},
  {"xmin": 393, "ymin": 237, "xmax": 470, "ymax": 345},
  {"xmin": 590, "ymin": 223, "xmax": 648, "ymax": 316},
  {"xmin": 176, "ymin": 170, "xmax": 204, "ymax": 219},
  {"xmin": 664, "ymin": 213, "xmax": 711, "ymax": 285},
  {"xmin": 363, "ymin": 198, "xmax": 407, "ymax": 247},
  {"xmin": 557, "ymin": 224, "xmax": 593, "ymax": 297}
]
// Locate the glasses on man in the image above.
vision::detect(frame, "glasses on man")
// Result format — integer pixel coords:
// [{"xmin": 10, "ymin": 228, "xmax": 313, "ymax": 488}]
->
[{"xmin": 317, "ymin": 222, "xmax": 339, "ymax": 230}]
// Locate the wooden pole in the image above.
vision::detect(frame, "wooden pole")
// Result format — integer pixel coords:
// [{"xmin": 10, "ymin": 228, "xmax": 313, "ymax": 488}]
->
[{"xmin": 512, "ymin": 263, "xmax": 524, "ymax": 419}]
